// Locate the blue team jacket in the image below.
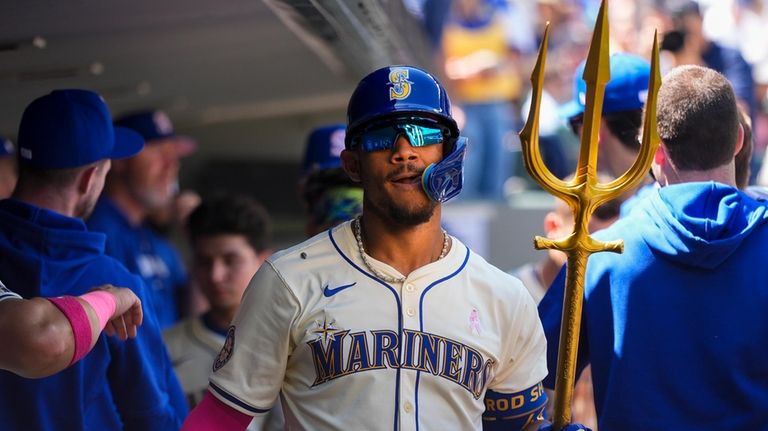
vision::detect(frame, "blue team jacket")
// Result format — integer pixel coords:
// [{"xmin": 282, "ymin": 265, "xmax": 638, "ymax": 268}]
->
[
  {"xmin": 539, "ymin": 182, "xmax": 768, "ymax": 430},
  {"xmin": 0, "ymin": 199, "xmax": 188, "ymax": 430},
  {"xmin": 88, "ymin": 197, "xmax": 188, "ymax": 329}
]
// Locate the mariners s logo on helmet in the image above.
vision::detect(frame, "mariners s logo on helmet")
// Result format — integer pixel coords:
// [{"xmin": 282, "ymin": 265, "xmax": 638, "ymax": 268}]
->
[{"xmin": 388, "ymin": 68, "xmax": 412, "ymax": 100}]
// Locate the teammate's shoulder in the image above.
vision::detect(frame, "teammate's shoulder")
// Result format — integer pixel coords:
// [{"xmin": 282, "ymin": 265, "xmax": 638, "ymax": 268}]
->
[{"xmin": 163, "ymin": 317, "xmax": 196, "ymax": 339}]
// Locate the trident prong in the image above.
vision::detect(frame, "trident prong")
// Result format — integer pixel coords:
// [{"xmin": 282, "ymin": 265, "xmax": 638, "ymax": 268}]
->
[{"xmin": 518, "ymin": 0, "xmax": 661, "ymax": 428}]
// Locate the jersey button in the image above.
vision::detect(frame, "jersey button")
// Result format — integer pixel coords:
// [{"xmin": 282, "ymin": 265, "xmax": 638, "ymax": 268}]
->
[
  {"xmin": 406, "ymin": 307, "xmax": 416, "ymax": 317},
  {"xmin": 404, "ymin": 402, "xmax": 414, "ymax": 413},
  {"xmin": 405, "ymin": 283, "xmax": 415, "ymax": 293}
]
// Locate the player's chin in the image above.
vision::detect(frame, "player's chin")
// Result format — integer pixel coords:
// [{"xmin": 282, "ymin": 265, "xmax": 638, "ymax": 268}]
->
[{"xmin": 386, "ymin": 199, "xmax": 437, "ymax": 226}]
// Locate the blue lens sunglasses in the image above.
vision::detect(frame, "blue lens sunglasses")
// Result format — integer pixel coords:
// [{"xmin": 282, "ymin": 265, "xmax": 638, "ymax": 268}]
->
[{"xmin": 352, "ymin": 121, "xmax": 447, "ymax": 152}]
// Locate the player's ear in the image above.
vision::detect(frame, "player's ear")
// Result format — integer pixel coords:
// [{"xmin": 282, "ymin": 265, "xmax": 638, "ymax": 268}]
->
[
  {"xmin": 543, "ymin": 211, "xmax": 559, "ymax": 237},
  {"xmin": 654, "ymin": 143, "xmax": 666, "ymax": 166},
  {"xmin": 734, "ymin": 122, "xmax": 744, "ymax": 157},
  {"xmin": 340, "ymin": 149, "xmax": 362, "ymax": 183},
  {"xmin": 77, "ymin": 164, "xmax": 99, "ymax": 195}
]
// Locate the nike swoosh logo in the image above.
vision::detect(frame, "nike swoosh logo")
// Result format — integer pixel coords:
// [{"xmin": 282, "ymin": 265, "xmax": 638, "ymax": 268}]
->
[{"xmin": 323, "ymin": 282, "xmax": 357, "ymax": 297}]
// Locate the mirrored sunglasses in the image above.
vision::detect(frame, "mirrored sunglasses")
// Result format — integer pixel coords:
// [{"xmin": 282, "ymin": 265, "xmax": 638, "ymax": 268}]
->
[{"xmin": 354, "ymin": 123, "xmax": 445, "ymax": 152}]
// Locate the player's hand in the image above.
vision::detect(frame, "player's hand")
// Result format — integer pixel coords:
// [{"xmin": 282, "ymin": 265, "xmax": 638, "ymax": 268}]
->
[
  {"xmin": 538, "ymin": 424, "xmax": 592, "ymax": 431},
  {"xmin": 97, "ymin": 285, "xmax": 143, "ymax": 340}
]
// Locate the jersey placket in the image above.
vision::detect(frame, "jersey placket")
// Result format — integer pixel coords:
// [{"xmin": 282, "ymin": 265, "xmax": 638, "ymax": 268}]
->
[{"xmin": 398, "ymin": 278, "xmax": 420, "ymax": 431}]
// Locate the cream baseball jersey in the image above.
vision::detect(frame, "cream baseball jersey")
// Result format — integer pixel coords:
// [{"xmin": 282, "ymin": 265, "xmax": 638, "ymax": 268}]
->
[
  {"xmin": 208, "ymin": 221, "xmax": 547, "ymax": 430},
  {"xmin": 163, "ymin": 318, "xmax": 284, "ymax": 430}
]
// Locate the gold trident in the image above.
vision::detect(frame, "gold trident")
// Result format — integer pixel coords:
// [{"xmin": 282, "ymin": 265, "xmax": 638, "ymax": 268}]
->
[{"xmin": 519, "ymin": 0, "xmax": 661, "ymax": 428}]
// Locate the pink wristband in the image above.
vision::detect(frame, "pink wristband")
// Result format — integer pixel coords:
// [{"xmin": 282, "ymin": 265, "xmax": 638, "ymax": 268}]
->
[
  {"xmin": 47, "ymin": 296, "xmax": 92, "ymax": 365},
  {"xmin": 181, "ymin": 391, "xmax": 252, "ymax": 431},
  {"xmin": 79, "ymin": 291, "xmax": 117, "ymax": 330}
]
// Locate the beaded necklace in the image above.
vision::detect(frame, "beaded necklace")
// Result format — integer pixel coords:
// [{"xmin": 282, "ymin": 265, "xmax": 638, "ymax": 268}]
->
[{"xmin": 352, "ymin": 217, "xmax": 449, "ymax": 284}]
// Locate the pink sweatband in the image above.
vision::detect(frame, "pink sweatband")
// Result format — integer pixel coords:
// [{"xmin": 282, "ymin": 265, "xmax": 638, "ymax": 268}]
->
[
  {"xmin": 181, "ymin": 391, "xmax": 252, "ymax": 431},
  {"xmin": 79, "ymin": 291, "xmax": 117, "ymax": 330},
  {"xmin": 47, "ymin": 296, "xmax": 92, "ymax": 365}
]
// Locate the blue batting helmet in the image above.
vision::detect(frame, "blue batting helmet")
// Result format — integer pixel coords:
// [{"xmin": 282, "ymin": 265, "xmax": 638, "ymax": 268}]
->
[{"xmin": 345, "ymin": 65, "xmax": 459, "ymax": 149}]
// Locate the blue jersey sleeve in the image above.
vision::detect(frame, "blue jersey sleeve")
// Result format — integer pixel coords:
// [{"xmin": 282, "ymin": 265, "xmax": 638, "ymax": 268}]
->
[
  {"xmin": 107, "ymin": 276, "xmax": 189, "ymax": 430},
  {"xmin": 482, "ymin": 384, "xmax": 548, "ymax": 430},
  {"xmin": 537, "ymin": 265, "xmax": 590, "ymax": 390}
]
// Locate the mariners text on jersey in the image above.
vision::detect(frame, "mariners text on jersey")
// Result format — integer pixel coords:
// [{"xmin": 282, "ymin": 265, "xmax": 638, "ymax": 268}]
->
[{"xmin": 308, "ymin": 327, "xmax": 493, "ymax": 397}]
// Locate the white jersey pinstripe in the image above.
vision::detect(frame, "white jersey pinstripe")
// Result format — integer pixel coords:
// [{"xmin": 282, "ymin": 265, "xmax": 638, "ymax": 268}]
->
[{"xmin": 209, "ymin": 220, "xmax": 546, "ymax": 430}]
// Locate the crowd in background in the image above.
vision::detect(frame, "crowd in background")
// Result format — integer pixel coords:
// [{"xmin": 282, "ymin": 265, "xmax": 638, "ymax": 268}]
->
[{"xmin": 407, "ymin": 0, "xmax": 768, "ymax": 197}]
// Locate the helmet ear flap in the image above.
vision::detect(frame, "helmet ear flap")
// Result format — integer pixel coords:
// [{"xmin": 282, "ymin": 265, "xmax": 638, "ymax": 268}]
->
[{"xmin": 422, "ymin": 137, "xmax": 467, "ymax": 203}]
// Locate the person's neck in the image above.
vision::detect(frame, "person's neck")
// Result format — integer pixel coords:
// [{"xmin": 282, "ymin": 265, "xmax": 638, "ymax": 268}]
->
[
  {"xmin": 205, "ymin": 307, "xmax": 237, "ymax": 331},
  {"xmin": 660, "ymin": 164, "xmax": 737, "ymax": 187},
  {"xmin": 12, "ymin": 185, "xmax": 78, "ymax": 218},
  {"xmin": 359, "ymin": 209, "xmax": 448, "ymax": 278},
  {"xmin": 537, "ymin": 255, "xmax": 565, "ymax": 290},
  {"xmin": 107, "ymin": 185, "xmax": 146, "ymax": 226},
  {"xmin": 674, "ymin": 45, "xmax": 705, "ymax": 67},
  {"xmin": 612, "ymin": 148, "xmax": 655, "ymax": 195}
]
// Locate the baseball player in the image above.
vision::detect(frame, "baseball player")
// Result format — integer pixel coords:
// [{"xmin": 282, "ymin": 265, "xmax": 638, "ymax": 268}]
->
[
  {"xmin": 163, "ymin": 193, "xmax": 283, "ymax": 430},
  {"xmin": 298, "ymin": 123, "xmax": 363, "ymax": 236},
  {"xmin": 183, "ymin": 66, "xmax": 588, "ymax": 431},
  {"xmin": 0, "ymin": 279, "xmax": 143, "ymax": 378}
]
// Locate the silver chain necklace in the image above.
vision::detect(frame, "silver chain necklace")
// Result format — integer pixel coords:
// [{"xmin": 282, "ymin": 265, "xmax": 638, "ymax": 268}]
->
[{"xmin": 353, "ymin": 217, "xmax": 450, "ymax": 284}]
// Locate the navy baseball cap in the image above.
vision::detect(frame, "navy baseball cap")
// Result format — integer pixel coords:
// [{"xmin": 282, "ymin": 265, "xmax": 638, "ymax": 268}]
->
[
  {"xmin": 559, "ymin": 53, "xmax": 651, "ymax": 120},
  {"xmin": 0, "ymin": 135, "xmax": 14, "ymax": 158},
  {"xmin": 18, "ymin": 89, "xmax": 144, "ymax": 169},
  {"xmin": 301, "ymin": 124, "xmax": 346, "ymax": 176},
  {"xmin": 114, "ymin": 110, "xmax": 196, "ymax": 156}
]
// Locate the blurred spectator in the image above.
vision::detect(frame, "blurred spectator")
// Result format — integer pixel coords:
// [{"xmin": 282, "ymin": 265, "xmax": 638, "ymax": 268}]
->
[
  {"xmin": 518, "ymin": 62, "xmax": 575, "ymax": 184},
  {"xmin": 298, "ymin": 124, "xmax": 363, "ymax": 237},
  {"xmin": 88, "ymin": 110, "xmax": 195, "ymax": 329},
  {"xmin": 510, "ymin": 174, "xmax": 621, "ymax": 303},
  {"xmin": 560, "ymin": 52, "xmax": 654, "ymax": 217},
  {"xmin": 703, "ymin": 0, "xmax": 768, "ymax": 83},
  {"xmin": 509, "ymin": 172, "xmax": 622, "ymax": 431},
  {"xmin": 660, "ymin": 1, "xmax": 754, "ymax": 115},
  {"xmin": 148, "ymin": 189, "xmax": 205, "ymax": 316},
  {"xmin": 442, "ymin": 0, "xmax": 526, "ymax": 199},
  {"xmin": 0, "ymin": 135, "xmax": 16, "ymax": 199}
]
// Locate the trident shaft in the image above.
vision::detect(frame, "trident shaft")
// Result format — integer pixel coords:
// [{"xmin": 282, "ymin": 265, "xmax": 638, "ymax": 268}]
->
[{"xmin": 518, "ymin": 0, "xmax": 661, "ymax": 428}]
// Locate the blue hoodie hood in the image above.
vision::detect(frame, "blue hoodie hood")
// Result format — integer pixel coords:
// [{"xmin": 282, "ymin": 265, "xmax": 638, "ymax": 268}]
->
[
  {"xmin": 634, "ymin": 182, "xmax": 768, "ymax": 269},
  {"xmin": 0, "ymin": 199, "xmax": 114, "ymax": 297}
]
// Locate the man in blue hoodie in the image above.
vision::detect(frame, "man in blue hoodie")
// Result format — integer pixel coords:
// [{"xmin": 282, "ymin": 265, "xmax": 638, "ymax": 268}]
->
[
  {"xmin": 538, "ymin": 65, "xmax": 768, "ymax": 430},
  {"xmin": 0, "ymin": 89, "xmax": 188, "ymax": 430}
]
